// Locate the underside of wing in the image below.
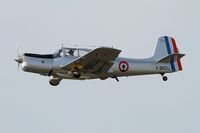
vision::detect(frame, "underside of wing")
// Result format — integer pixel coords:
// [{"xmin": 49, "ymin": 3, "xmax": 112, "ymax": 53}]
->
[{"xmin": 60, "ymin": 47, "xmax": 121, "ymax": 73}]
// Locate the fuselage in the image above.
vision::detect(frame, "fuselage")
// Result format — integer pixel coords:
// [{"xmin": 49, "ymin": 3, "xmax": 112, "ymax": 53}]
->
[
  {"xmin": 15, "ymin": 36, "xmax": 185, "ymax": 86},
  {"xmin": 21, "ymin": 54, "xmax": 172, "ymax": 80}
]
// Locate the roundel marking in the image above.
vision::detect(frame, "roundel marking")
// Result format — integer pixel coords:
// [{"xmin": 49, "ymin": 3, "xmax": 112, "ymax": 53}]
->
[{"xmin": 119, "ymin": 61, "xmax": 129, "ymax": 72}]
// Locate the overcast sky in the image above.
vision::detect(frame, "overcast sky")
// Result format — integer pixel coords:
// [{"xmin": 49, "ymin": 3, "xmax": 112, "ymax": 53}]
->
[{"xmin": 0, "ymin": 0, "xmax": 199, "ymax": 133}]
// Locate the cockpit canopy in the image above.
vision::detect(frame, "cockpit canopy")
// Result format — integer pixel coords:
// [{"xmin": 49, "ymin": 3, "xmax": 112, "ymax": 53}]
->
[
  {"xmin": 53, "ymin": 47, "xmax": 91, "ymax": 58},
  {"xmin": 23, "ymin": 47, "xmax": 93, "ymax": 59}
]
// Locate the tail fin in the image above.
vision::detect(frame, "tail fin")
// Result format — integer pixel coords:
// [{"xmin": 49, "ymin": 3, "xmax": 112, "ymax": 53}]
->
[{"xmin": 153, "ymin": 36, "xmax": 185, "ymax": 72}]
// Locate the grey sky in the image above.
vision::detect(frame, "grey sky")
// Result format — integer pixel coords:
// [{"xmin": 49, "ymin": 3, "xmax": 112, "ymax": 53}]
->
[{"xmin": 0, "ymin": 0, "xmax": 199, "ymax": 133}]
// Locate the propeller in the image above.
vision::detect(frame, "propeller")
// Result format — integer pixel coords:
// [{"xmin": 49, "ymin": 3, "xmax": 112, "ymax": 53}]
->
[{"xmin": 14, "ymin": 45, "xmax": 23, "ymax": 70}]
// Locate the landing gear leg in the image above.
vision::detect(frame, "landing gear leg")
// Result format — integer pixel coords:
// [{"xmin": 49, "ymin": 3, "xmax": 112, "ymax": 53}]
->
[
  {"xmin": 48, "ymin": 70, "xmax": 53, "ymax": 76},
  {"xmin": 112, "ymin": 76, "xmax": 119, "ymax": 82},
  {"xmin": 161, "ymin": 73, "xmax": 168, "ymax": 81},
  {"xmin": 115, "ymin": 77, "xmax": 119, "ymax": 82}
]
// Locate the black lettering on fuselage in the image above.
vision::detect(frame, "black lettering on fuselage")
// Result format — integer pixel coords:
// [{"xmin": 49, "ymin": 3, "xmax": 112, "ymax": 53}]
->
[{"xmin": 156, "ymin": 66, "xmax": 170, "ymax": 71}]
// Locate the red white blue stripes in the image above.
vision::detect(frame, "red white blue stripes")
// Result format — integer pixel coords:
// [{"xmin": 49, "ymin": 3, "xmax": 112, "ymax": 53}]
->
[{"xmin": 164, "ymin": 36, "xmax": 183, "ymax": 72}]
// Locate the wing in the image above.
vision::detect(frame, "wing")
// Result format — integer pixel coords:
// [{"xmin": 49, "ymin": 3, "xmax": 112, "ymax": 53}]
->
[{"xmin": 60, "ymin": 47, "xmax": 121, "ymax": 73}]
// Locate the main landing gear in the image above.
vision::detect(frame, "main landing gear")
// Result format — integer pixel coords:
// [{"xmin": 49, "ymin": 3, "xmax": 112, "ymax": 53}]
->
[
  {"xmin": 49, "ymin": 77, "xmax": 61, "ymax": 86},
  {"xmin": 161, "ymin": 73, "xmax": 168, "ymax": 81},
  {"xmin": 73, "ymin": 71, "xmax": 81, "ymax": 78},
  {"xmin": 72, "ymin": 67, "xmax": 81, "ymax": 78}
]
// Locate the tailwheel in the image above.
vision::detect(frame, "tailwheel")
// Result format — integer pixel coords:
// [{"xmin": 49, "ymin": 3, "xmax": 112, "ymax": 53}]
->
[
  {"xmin": 162, "ymin": 76, "xmax": 168, "ymax": 81},
  {"xmin": 160, "ymin": 73, "xmax": 168, "ymax": 81}
]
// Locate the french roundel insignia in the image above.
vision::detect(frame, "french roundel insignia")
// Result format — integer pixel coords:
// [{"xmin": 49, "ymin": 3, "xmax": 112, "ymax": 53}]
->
[{"xmin": 119, "ymin": 61, "xmax": 129, "ymax": 72}]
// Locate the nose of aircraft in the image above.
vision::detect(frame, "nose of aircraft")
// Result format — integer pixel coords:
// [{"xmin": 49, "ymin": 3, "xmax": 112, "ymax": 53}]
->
[
  {"xmin": 14, "ymin": 57, "xmax": 23, "ymax": 63},
  {"xmin": 14, "ymin": 55, "xmax": 23, "ymax": 70}
]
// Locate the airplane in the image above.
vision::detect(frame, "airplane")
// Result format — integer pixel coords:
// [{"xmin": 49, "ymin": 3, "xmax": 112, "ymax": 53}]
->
[{"xmin": 14, "ymin": 36, "xmax": 185, "ymax": 86}]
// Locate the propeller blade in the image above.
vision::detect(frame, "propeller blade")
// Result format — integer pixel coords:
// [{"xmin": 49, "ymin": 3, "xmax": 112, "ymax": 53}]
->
[
  {"xmin": 15, "ymin": 44, "xmax": 23, "ymax": 70},
  {"xmin": 16, "ymin": 43, "xmax": 22, "ymax": 57},
  {"xmin": 17, "ymin": 63, "xmax": 20, "ymax": 70}
]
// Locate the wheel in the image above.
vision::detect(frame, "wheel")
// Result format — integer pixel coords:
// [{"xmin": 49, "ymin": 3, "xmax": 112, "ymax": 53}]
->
[
  {"xmin": 49, "ymin": 81, "xmax": 60, "ymax": 86},
  {"xmin": 163, "ymin": 76, "xmax": 168, "ymax": 81},
  {"xmin": 49, "ymin": 78, "xmax": 60, "ymax": 86},
  {"xmin": 73, "ymin": 72, "xmax": 81, "ymax": 78}
]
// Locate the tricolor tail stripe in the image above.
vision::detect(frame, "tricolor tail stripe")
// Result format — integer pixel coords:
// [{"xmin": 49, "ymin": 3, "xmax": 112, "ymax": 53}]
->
[
  {"xmin": 177, "ymin": 59, "xmax": 183, "ymax": 70},
  {"xmin": 164, "ymin": 36, "xmax": 172, "ymax": 54},
  {"xmin": 171, "ymin": 38, "xmax": 183, "ymax": 71},
  {"xmin": 164, "ymin": 36, "xmax": 183, "ymax": 72},
  {"xmin": 170, "ymin": 58, "xmax": 176, "ymax": 72},
  {"xmin": 171, "ymin": 38, "xmax": 178, "ymax": 53}
]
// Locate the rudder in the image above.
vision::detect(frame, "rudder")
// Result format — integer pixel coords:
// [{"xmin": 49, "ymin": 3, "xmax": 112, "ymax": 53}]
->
[{"xmin": 153, "ymin": 36, "xmax": 185, "ymax": 72}]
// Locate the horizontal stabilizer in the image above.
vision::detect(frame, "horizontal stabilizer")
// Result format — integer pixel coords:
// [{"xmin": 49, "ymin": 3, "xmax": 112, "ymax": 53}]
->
[{"xmin": 156, "ymin": 53, "xmax": 185, "ymax": 63}]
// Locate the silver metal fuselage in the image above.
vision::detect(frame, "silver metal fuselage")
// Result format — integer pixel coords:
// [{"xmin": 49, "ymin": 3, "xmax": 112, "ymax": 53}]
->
[
  {"xmin": 15, "ymin": 36, "xmax": 185, "ymax": 85},
  {"xmin": 21, "ymin": 55, "xmax": 171, "ymax": 80}
]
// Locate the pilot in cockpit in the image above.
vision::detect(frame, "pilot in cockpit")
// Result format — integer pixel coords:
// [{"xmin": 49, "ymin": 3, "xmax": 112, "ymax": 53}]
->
[
  {"xmin": 68, "ymin": 49, "xmax": 74, "ymax": 56},
  {"xmin": 54, "ymin": 48, "xmax": 76, "ymax": 58}
]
